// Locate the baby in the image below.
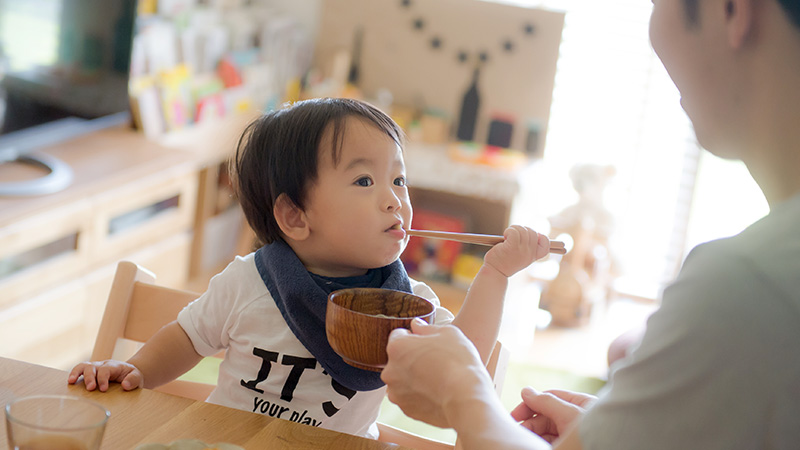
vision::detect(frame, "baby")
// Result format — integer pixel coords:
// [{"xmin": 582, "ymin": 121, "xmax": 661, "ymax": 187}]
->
[{"xmin": 69, "ymin": 97, "xmax": 550, "ymax": 438}]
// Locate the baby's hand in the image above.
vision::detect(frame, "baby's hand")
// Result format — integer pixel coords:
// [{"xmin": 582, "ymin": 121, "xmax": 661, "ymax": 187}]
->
[
  {"xmin": 67, "ymin": 360, "xmax": 143, "ymax": 392},
  {"xmin": 483, "ymin": 225, "xmax": 549, "ymax": 278}
]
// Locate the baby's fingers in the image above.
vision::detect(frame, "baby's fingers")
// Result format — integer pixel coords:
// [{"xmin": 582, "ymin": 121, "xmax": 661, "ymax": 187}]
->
[
  {"xmin": 537, "ymin": 232, "xmax": 551, "ymax": 259},
  {"xmin": 69, "ymin": 363, "xmax": 99, "ymax": 391},
  {"xmin": 121, "ymin": 371, "xmax": 143, "ymax": 391},
  {"xmin": 67, "ymin": 363, "xmax": 86, "ymax": 385},
  {"xmin": 94, "ymin": 364, "xmax": 118, "ymax": 392}
]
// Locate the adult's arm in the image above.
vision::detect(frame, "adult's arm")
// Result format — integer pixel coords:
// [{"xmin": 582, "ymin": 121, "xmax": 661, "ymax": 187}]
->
[{"xmin": 382, "ymin": 320, "xmax": 584, "ymax": 450}]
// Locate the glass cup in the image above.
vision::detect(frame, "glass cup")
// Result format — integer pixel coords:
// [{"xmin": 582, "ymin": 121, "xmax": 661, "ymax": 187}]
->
[{"xmin": 5, "ymin": 395, "xmax": 110, "ymax": 450}]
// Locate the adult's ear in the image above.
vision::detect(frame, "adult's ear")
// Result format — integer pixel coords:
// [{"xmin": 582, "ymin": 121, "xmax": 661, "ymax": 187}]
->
[
  {"xmin": 274, "ymin": 193, "xmax": 310, "ymax": 241},
  {"xmin": 725, "ymin": 0, "xmax": 755, "ymax": 49}
]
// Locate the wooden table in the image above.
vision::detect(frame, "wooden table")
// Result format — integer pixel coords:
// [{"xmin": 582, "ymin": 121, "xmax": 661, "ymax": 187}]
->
[{"xmin": 0, "ymin": 357, "xmax": 405, "ymax": 449}]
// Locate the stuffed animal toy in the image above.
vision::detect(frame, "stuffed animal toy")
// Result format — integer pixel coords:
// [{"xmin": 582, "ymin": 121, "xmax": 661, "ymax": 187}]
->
[{"xmin": 540, "ymin": 164, "xmax": 617, "ymax": 327}]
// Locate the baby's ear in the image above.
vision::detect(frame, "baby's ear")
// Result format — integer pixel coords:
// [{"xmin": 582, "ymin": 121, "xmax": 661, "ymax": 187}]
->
[{"xmin": 274, "ymin": 193, "xmax": 310, "ymax": 241}]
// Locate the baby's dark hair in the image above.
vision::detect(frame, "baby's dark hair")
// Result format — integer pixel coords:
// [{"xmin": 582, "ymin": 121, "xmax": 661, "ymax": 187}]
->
[{"xmin": 231, "ymin": 97, "xmax": 404, "ymax": 248}]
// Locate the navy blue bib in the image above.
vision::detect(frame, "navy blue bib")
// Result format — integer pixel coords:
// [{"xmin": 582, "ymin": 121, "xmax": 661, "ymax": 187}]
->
[{"xmin": 254, "ymin": 239, "xmax": 412, "ymax": 391}]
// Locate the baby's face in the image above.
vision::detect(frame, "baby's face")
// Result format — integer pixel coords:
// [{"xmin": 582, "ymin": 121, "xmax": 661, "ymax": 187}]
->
[{"xmin": 298, "ymin": 117, "xmax": 412, "ymax": 277}]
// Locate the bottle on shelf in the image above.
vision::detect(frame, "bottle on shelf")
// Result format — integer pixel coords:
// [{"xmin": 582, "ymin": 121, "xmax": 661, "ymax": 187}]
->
[{"xmin": 456, "ymin": 66, "xmax": 481, "ymax": 142}]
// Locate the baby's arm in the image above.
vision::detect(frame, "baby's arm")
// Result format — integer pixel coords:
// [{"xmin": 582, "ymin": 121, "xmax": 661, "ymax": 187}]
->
[
  {"xmin": 450, "ymin": 225, "xmax": 549, "ymax": 362},
  {"xmin": 68, "ymin": 321, "xmax": 202, "ymax": 392}
]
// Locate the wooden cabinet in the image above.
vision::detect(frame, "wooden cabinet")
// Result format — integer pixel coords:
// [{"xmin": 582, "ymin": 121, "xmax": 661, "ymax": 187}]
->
[{"xmin": 0, "ymin": 127, "xmax": 198, "ymax": 369}]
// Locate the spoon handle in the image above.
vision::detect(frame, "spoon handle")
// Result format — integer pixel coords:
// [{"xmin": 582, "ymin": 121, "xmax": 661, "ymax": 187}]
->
[{"xmin": 407, "ymin": 229, "xmax": 567, "ymax": 254}]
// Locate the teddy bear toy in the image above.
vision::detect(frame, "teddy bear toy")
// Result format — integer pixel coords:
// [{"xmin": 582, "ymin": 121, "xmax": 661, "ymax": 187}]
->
[{"xmin": 540, "ymin": 164, "xmax": 617, "ymax": 327}]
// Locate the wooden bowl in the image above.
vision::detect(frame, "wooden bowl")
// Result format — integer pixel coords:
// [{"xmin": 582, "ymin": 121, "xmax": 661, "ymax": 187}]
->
[{"xmin": 326, "ymin": 288, "xmax": 435, "ymax": 371}]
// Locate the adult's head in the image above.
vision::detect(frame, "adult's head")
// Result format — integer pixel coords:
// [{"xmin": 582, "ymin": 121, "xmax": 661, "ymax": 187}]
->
[{"xmin": 649, "ymin": 0, "xmax": 800, "ymax": 185}]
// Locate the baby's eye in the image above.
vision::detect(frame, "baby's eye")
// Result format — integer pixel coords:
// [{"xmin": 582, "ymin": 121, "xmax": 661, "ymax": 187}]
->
[
  {"xmin": 394, "ymin": 176, "xmax": 406, "ymax": 187},
  {"xmin": 355, "ymin": 176, "xmax": 374, "ymax": 187}
]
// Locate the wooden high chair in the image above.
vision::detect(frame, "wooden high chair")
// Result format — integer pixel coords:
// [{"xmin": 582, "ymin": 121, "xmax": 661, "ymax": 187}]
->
[
  {"xmin": 90, "ymin": 261, "xmax": 216, "ymax": 400},
  {"xmin": 92, "ymin": 261, "xmax": 509, "ymax": 450}
]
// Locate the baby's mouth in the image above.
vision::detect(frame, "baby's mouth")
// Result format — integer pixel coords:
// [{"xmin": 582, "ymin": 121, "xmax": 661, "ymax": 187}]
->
[{"xmin": 388, "ymin": 223, "xmax": 403, "ymax": 231}]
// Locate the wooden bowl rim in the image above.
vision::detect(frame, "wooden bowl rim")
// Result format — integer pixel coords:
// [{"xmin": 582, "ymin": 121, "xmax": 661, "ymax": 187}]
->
[{"xmin": 327, "ymin": 287, "xmax": 435, "ymax": 320}]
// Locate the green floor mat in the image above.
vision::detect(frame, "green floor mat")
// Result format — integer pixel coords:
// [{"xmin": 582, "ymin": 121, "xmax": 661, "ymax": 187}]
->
[{"xmin": 177, "ymin": 356, "xmax": 221, "ymax": 385}]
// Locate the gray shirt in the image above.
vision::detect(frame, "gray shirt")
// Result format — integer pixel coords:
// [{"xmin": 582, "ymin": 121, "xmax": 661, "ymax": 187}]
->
[{"xmin": 581, "ymin": 192, "xmax": 800, "ymax": 449}]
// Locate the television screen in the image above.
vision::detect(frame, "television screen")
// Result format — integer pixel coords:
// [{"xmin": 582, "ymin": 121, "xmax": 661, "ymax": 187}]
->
[
  {"xmin": 0, "ymin": 0, "xmax": 135, "ymax": 133},
  {"xmin": 0, "ymin": 0, "xmax": 136, "ymax": 194}
]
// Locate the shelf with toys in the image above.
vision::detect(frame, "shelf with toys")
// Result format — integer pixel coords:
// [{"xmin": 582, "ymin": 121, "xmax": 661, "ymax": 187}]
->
[
  {"xmin": 126, "ymin": 1, "xmax": 317, "ymax": 286},
  {"xmin": 309, "ymin": 0, "xmax": 565, "ymax": 310},
  {"xmin": 401, "ymin": 141, "xmax": 526, "ymax": 311}
]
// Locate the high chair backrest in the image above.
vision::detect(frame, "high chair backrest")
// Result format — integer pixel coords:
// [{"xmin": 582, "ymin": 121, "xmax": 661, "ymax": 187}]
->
[
  {"xmin": 93, "ymin": 261, "xmax": 510, "ymax": 449},
  {"xmin": 91, "ymin": 261, "xmax": 214, "ymax": 400}
]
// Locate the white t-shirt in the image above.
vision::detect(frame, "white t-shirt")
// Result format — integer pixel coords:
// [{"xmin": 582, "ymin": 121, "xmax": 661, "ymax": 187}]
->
[
  {"xmin": 177, "ymin": 253, "xmax": 455, "ymax": 439},
  {"xmin": 581, "ymin": 193, "xmax": 800, "ymax": 449}
]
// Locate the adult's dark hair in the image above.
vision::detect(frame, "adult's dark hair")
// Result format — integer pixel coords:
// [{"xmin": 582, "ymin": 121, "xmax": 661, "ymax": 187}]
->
[
  {"xmin": 231, "ymin": 97, "xmax": 404, "ymax": 248},
  {"xmin": 682, "ymin": 0, "xmax": 800, "ymax": 28},
  {"xmin": 775, "ymin": 0, "xmax": 800, "ymax": 28}
]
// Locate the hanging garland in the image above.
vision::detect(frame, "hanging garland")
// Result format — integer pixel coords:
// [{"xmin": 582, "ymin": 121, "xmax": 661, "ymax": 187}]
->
[{"xmin": 399, "ymin": 0, "xmax": 536, "ymax": 66}]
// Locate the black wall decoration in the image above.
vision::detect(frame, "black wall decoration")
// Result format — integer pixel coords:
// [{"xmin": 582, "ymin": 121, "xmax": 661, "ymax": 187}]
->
[
  {"xmin": 400, "ymin": 0, "xmax": 536, "ymax": 144},
  {"xmin": 401, "ymin": 0, "xmax": 536, "ymax": 66},
  {"xmin": 314, "ymin": 0, "xmax": 565, "ymax": 152}
]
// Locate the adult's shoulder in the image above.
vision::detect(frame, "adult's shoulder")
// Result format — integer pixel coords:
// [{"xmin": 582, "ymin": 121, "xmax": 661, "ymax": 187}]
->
[
  {"xmin": 677, "ymin": 194, "xmax": 800, "ymax": 308},
  {"xmin": 658, "ymin": 201, "xmax": 800, "ymax": 361}
]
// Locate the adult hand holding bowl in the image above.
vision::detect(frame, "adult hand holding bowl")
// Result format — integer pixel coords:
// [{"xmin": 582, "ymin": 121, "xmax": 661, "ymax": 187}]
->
[{"xmin": 326, "ymin": 288, "xmax": 435, "ymax": 371}]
